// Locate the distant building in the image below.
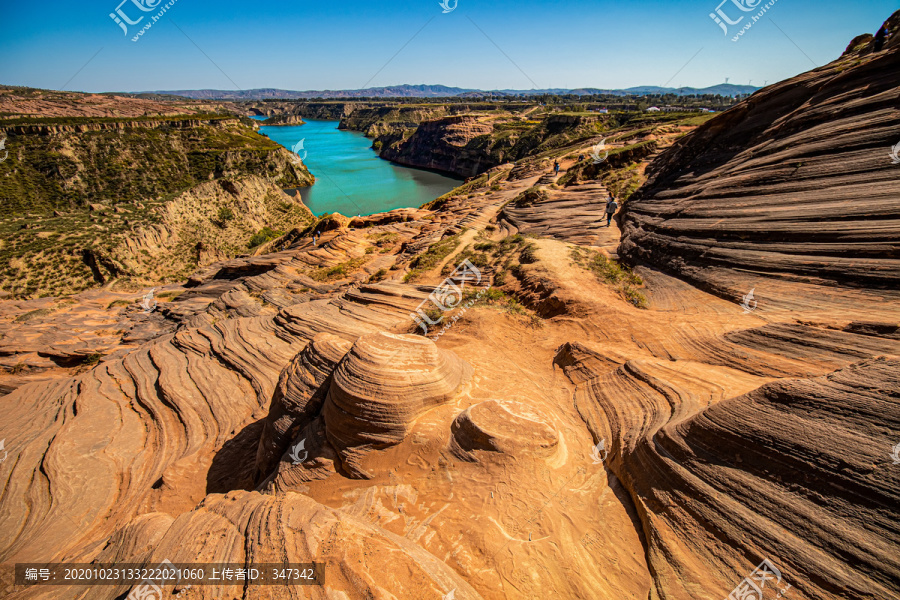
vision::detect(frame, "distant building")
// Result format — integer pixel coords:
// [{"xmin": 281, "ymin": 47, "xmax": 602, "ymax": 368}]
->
[
  {"xmin": 646, "ymin": 106, "xmax": 661, "ymax": 112},
  {"xmin": 597, "ymin": 108, "xmax": 609, "ymax": 114}
]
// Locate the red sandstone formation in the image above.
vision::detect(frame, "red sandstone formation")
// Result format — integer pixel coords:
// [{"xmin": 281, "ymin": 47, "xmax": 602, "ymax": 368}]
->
[{"xmin": 0, "ymin": 12, "xmax": 898, "ymax": 600}]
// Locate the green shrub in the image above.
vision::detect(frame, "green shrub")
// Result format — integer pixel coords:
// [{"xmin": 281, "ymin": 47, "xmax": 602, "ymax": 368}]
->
[
  {"xmin": 248, "ymin": 226, "xmax": 283, "ymax": 248},
  {"xmin": 570, "ymin": 247, "xmax": 648, "ymax": 309},
  {"xmin": 216, "ymin": 206, "xmax": 234, "ymax": 224},
  {"xmin": 404, "ymin": 231, "xmax": 464, "ymax": 282},
  {"xmin": 368, "ymin": 268, "xmax": 389, "ymax": 283},
  {"xmin": 309, "ymin": 257, "xmax": 369, "ymax": 282},
  {"xmin": 81, "ymin": 353, "xmax": 104, "ymax": 366},
  {"xmin": 519, "ymin": 243, "xmax": 539, "ymax": 264}
]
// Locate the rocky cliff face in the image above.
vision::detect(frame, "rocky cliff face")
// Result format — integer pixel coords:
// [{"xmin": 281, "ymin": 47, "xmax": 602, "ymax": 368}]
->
[
  {"xmin": 241, "ymin": 101, "xmax": 365, "ymax": 121},
  {"xmin": 260, "ymin": 114, "xmax": 306, "ymax": 126},
  {"xmin": 379, "ymin": 115, "xmax": 497, "ymax": 177},
  {"xmin": 0, "ymin": 115, "xmax": 309, "ymax": 215},
  {"xmin": 620, "ymin": 12, "xmax": 900, "ymax": 295},
  {"xmin": 0, "ymin": 111, "xmax": 314, "ymax": 298},
  {"xmin": 378, "ymin": 113, "xmax": 602, "ymax": 178},
  {"xmin": 109, "ymin": 176, "xmax": 315, "ymax": 286},
  {"xmin": 340, "ymin": 105, "xmax": 453, "ymax": 137}
]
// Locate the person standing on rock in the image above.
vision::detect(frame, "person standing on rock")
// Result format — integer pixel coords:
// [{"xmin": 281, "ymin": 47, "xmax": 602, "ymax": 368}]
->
[
  {"xmin": 605, "ymin": 196, "xmax": 619, "ymax": 227},
  {"xmin": 874, "ymin": 25, "xmax": 888, "ymax": 52}
]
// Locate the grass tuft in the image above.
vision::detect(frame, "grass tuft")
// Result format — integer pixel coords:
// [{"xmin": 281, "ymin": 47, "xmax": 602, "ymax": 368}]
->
[{"xmin": 570, "ymin": 247, "xmax": 648, "ymax": 309}]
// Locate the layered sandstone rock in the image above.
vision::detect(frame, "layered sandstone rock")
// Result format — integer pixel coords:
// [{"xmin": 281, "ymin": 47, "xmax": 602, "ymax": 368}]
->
[
  {"xmin": 324, "ymin": 332, "xmax": 473, "ymax": 477},
  {"xmin": 254, "ymin": 333, "xmax": 352, "ymax": 480},
  {"xmin": 620, "ymin": 17, "xmax": 900, "ymax": 296},
  {"xmin": 1, "ymin": 15, "xmax": 899, "ymax": 600},
  {"xmin": 380, "ymin": 115, "xmax": 497, "ymax": 177},
  {"xmin": 449, "ymin": 400, "xmax": 559, "ymax": 462},
  {"xmin": 562, "ymin": 324, "xmax": 900, "ymax": 600}
]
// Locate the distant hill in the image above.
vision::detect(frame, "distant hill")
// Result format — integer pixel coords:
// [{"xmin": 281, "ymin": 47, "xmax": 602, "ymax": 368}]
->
[
  {"xmin": 147, "ymin": 83, "xmax": 759, "ymax": 100},
  {"xmin": 147, "ymin": 85, "xmax": 478, "ymax": 100}
]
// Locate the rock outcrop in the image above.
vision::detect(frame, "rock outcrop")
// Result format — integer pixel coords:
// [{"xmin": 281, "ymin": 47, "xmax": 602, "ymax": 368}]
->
[
  {"xmin": 260, "ymin": 114, "xmax": 306, "ymax": 126},
  {"xmin": 324, "ymin": 332, "xmax": 473, "ymax": 477},
  {"xmin": 254, "ymin": 332, "xmax": 351, "ymax": 479},
  {"xmin": 563, "ymin": 344, "xmax": 900, "ymax": 599},
  {"xmin": 380, "ymin": 115, "xmax": 497, "ymax": 177},
  {"xmin": 449, "ymin": 399, "xmax": 559, "ymax": 462},
  {"xmin": 620, "ymin": 15, "xmax": 900, "ymax": 296}
]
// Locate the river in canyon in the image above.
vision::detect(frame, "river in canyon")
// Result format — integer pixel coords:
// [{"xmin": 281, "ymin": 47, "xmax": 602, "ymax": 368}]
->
[{"xmin": 251, "ymin": 117, "xmax": 461, "ymax": 217}]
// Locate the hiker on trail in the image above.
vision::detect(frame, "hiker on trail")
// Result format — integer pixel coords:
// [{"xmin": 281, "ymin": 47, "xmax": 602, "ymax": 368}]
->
[
  {"xmin": 605, "ymin": 197, "xmax": 619, "ymax": 227},
  {"xmin": 578, "ymin": 154, "xmax": 584, "ymax": 162},
  {"xmin": 554, "ymin": 161, "xmax": 560, "ymax": 175},
  {"xmin": 874, "ymin": 25, "xmax": 888, "ymax": 52}
]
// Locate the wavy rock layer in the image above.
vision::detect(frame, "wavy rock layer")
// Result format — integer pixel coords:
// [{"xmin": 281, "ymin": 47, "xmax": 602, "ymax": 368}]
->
[
  {"xmin": 500, "ymin": 181, "xmax": 611, "ymax": 246},
  {"xmin": 324, "ymin": 332, "xmax": 473, "ymax": 477},
  {"xmin": 563, "ymin": 322, "xmax": 900, "ymax": 600},
  {"xmin": 254, "ymin": 332, "xmax": 352, "ymax": 479},
  {"xmin": 450, "ymin": 400, "xmax": 559, "ymax": 462},
  {"xmin": 1, "ymin": 20, "xmax": 899, "ymax": 600},
  {"xmin": 620, "ymin": 35, "xmax": 900, "ymax": 296},
  {"xmin": 77, "ymin": 491, "xmax": 485, "ymax": 600}
]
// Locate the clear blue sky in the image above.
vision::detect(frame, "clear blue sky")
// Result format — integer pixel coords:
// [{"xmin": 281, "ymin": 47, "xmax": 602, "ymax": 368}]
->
[{"xmin": 0, "ymin": 0, "xmax": 894, "ymax": 93}]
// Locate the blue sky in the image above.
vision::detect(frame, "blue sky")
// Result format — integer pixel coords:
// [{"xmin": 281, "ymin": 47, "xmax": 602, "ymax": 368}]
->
[{"xmin": 0, "ymin": 0, "xmax": 894, "ymax": 93}]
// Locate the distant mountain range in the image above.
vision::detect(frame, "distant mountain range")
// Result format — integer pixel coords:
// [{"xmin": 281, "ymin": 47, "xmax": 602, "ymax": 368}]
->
[{"xmin": 141, "ymin": 83, "xmax": 758, "ymax": 100}]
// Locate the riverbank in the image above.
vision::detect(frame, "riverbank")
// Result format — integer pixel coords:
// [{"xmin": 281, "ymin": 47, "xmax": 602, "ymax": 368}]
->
[{"xmin": 256, "ymin": 119, "xmax": 461, "ymax": 217}]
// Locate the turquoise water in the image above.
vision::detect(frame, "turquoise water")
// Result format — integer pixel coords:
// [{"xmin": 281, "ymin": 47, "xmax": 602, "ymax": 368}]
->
[{"xmin": 251, "ymin": 117, "xmax": 461, "ymax": 217}]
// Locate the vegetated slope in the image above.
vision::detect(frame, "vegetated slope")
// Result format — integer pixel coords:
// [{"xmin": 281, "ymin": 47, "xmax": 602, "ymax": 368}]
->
[
  {"xmin": 620, "ymin": 12, "xmax": 900, "ymax": 295},
  {"xmin": 0, "ymin": 94, "xmax": 315, "ymax": 299},
  {"xmin": 0, "ymin": 85, "xmax": 213, "ymax": 118},
  {"xmin": 0, "ymin": 115, "xmax": 309, "ymax": 215}
]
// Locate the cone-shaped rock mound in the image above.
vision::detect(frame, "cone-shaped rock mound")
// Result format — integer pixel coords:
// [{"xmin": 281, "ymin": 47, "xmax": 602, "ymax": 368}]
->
[
  {"xmin": 325, "ymin": 332, "xmax": 473, "ymax": 477},
  {"xmin": 255, "ymin": 332, "xmax": 352, "ymax": 480},
  {"xmin": 450, "ymin": 399, "xmax": 559, "ymax": 462}
]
